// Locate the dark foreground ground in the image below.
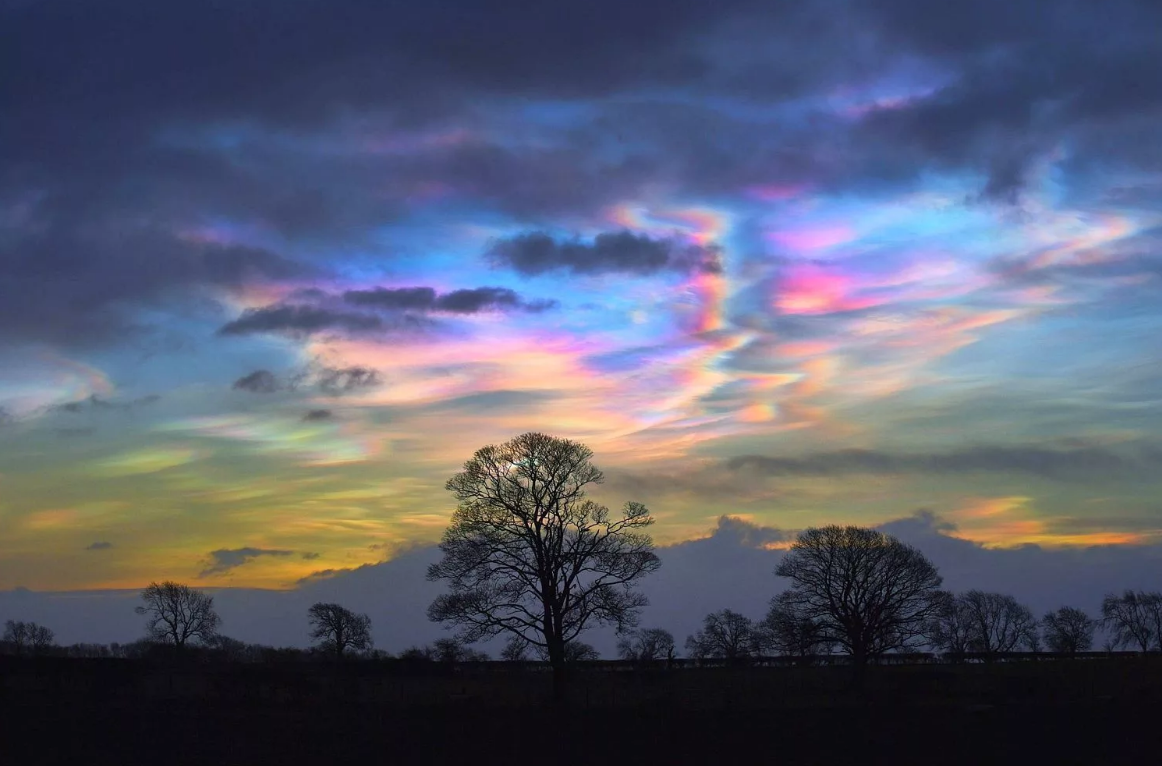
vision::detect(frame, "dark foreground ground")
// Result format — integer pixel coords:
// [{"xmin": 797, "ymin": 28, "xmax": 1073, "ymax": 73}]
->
[{"xmin": 3, "ymin": 658, "xmax": 1160, "ymax": 765}]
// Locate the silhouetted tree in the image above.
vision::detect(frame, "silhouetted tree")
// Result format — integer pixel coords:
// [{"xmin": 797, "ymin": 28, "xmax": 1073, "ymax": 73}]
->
[
  {"xmin": 135, "ymin": 581, "xmax": 221, "ymax": 649},
  {"xmin": 1042, "ymin": 606, "xmax": 1096, "ymax": 654},
  {"xmin": 759, "ymin": 591, "xmax": 832, "ymax": 660},
  {"xmin": 427, "ymin": 432, "xmax": 661, "ymax": 698},
  {"xmin": 957, "ymin": 591, "xmax": 1038, "ymax": 658},
  {"xmin": 776, "ymin": 526, "xmax": 943, "ymax": 671},
  {"xmin": 500, "ymin": 635, "xmax": 531, "ymax": 661},
  {"xmin": 1101, "ymin": 590, "xmax": 1160, "ymax": 652},
  {"xmin": 307, "ymin": 602, "xmax": 373, "ymax": 659},
  {"xmin": 2, "ymin": 620, "xmax": 55, "ymax": 655},
  {"xmin": 685, "ymin": 609, "xmax": 760, "ymax": 664},
  {"xmin": 561, "ymin": 641, "xmax": 599, "ymax": 662},
  {"xmin": 926, "ymin": 591, "xmax": 973, "ymax": 657},
  {"xmin": 432, "ymin": 637, "xmax": 489, "ymax": 663},
  {"xmin": 617, "ymin": 628, "xmax": 676, "ymax": 665},
  {"xmin": 398, "ymin": 645, "xmax": 435, "ymax": 662}
]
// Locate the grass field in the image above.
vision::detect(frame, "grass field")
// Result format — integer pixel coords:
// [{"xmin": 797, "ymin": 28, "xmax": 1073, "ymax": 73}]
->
[{"xmin": 3, "ymin": 657, "xmax": 1160, "ymax": 764}]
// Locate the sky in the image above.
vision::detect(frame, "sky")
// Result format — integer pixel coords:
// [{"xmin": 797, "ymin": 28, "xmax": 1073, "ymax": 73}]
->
[{"xmin": 2, "ymin": 0, "xmax": 1162, "ymax": 621}]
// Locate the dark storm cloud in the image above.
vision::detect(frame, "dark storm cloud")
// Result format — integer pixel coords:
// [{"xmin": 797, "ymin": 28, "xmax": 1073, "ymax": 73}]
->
[
  {"xmin": 853, "ymin": 0, "xmax": 1162, "ymax": 198},
  {"xmin": 0, "ymin": 223, "xmax": 311, "ymax": 347},
  {"xmin": 199, "ymin": 548, "xmax": 295, "ymax": 578},
  {"xmin": 232, "ymin": 370, "xmax": 280, "ymax": 394},
  {"xmin": 85, "ymin": 542, "xmax": 114, "ymax": 551},
  {"xmin": 489, "ymin": 231, "xmax": 722, "ymax": 277},
  {"xmin": 344, "ymin": 286, "xmax": 557, "ymax": 313},
  {"xmin": 728, "ymin": 444, "xmax": 1162, "ymax": 481}
]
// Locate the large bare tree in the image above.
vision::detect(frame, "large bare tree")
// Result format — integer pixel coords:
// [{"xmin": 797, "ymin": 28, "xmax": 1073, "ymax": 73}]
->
[
  {"xmin": 307, "ymin": 602, "xmax": 373, "ymax": 659},
  {"xmin": 1042, "ymin": 606, "xmax": 1096, "ymax": 654},
  {"xmin": 135, "ymin": 581, "xmax": 221, "ymax": 648},
  {"xmin": 427, "ymin": 432, "xmax": 660, "ymax": 696},
  {"xmin": 776, "ymin": 526, "xmax": 943, "ymax": 671}
]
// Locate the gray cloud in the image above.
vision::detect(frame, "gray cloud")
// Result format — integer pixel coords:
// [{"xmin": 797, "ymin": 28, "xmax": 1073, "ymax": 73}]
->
[
  {"xmin": 727, "ymin": 444, "xmax": 1161, "ymax": 481},
  {"xmin": 52, "ymin": 394, "xmax": 160, "ymax": 414},
  {"xmin": 344, "ymin": 285, "xmax": 557, "ymax": 313},
  {"xmin": 199, "ymin": 547, "xmax": 295, "ymax": 578},
  {"xmin": 344, "ymin": 287, "xmax": 439, "ymax": 311},
  {"xmin": 232, "ymin": 369, "xmax": 280, "ymax": 393},
  {"xmin": 315, "ymin": 365, "xmax": 382, "ymax": 394},
  {"xmin": 488, "ymin": 231, "xmax": 722, "ymax": 277},
  {"xmin": 217, "ymin": 305, "xmax": 392, "ymax": 338},
  {"xmin": 85, "ymin": 541, "xmax": 114, "ymax": 551},
  {"xmin": 302, "ymin": 409, "xmax": 333, "ymax": 421}
]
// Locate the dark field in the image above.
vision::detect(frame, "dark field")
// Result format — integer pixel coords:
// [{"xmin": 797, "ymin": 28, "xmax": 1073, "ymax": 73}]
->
[{"xmin": 3, "ymin": 657, "xmax": 1160, "ymax": 765}]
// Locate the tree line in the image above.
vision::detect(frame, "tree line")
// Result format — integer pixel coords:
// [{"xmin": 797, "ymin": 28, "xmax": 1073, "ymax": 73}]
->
[{"xmin": 4, "ymin": 433, "xmax": 1160, "ymax": 682}]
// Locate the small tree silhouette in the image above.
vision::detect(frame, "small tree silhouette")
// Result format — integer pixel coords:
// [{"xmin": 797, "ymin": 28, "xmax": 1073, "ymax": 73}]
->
[
  {"xmin": 2, "ymin": 620, "xmax": 55, "ymax": 655},
  {"xmin": 617, "ymin": 628, "xmax": 676, "ymax": 665},
  {"xmin": 1101, "ymin": 591, "xmax": 1160, "ymax": 652},
  {"xmin": 1042, "ymin": 606, "xmax": 1096, "ymax": 654},
  {"xmin": 307, "ymin": 602, "xmax": 372, "ymax": 659},
  {"xmin": 958, "ymin": 591, "xmax": 1038, "ymax": 658},
  {"xmin": 685, "ymin": 610, "xmax": 760, "ymax": 665},
  {"xmin": 759, "ymin": 592, "xmax": 832, "ymax": 660}
]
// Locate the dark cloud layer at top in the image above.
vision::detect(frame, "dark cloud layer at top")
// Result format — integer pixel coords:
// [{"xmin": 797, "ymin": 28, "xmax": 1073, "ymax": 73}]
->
[
  {"xmin": 728, "ymin": 444, "xmax": 1162, "ymax": 481},
  {"xmin": 2, "ymin": 0, "xmax": 1158, "ymax": 348},
  {"xmin": 489, "ymin": 231, "xmax": 722, "ymax": 277}
]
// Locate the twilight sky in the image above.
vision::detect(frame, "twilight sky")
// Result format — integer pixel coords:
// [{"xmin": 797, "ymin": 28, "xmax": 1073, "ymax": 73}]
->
[{"xmin": 3, "ymin": 0, "xmax": 1162, "ymax": 599}]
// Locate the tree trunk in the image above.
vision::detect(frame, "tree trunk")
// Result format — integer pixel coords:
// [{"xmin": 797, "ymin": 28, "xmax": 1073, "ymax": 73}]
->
[
  {"xmin": 547, "ymin": 638, "xmax": 567, "ymax": 704},
  {"xmin": 850, "ymin": 643, "xmax": 867, "ymax": 691}
]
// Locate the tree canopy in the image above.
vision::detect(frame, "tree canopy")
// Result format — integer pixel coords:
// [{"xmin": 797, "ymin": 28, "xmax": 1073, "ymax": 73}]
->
[
  {"xmin": 135, "ymin": 581, "xmax": 220, "ymax": 648},
  {"xmin": 776, "ymin": 525, "xmax": 943, "ymax": 666}
]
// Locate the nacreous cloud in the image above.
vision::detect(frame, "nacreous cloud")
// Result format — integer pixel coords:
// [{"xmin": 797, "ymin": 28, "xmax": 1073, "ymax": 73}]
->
[
  {"xmin": 728, "ymin": 444, "xmax": 1162, "ymax": 482},
  {"xmin": 488, "ymin": 231, "xmax": 722, "ymax": 276}
]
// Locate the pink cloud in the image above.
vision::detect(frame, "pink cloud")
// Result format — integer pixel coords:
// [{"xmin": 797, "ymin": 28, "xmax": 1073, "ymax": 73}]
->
[{"xmin": 776, "ymin": 264, "xmax": 883, "ymax": 315}]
